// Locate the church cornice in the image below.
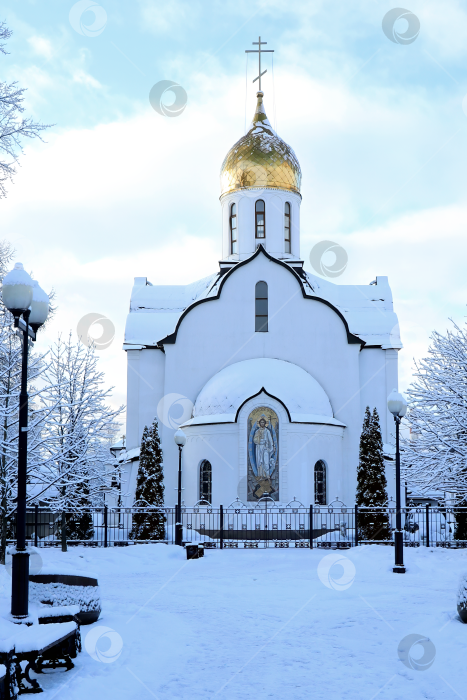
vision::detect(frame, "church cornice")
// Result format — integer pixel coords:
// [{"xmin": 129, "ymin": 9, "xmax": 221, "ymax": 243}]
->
[
  {"xmin": 159, "ymin": 245, "xmax": 365, "ymax": 347},
  {"xmin": 219, "ymin": 186, "xmax": 302, "ymax": 202}
]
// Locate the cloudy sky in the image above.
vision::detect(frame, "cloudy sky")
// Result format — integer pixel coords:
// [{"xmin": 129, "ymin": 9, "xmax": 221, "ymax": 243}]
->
[{"xmin": 2, "ymin": 0, "xmax": 467, "ymax": 425}]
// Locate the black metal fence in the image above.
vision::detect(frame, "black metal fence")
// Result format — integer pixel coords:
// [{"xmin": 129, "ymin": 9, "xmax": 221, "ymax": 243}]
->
[{"xmin": 6, "ymin": 501, "xmax": 467, "ymax": 550}]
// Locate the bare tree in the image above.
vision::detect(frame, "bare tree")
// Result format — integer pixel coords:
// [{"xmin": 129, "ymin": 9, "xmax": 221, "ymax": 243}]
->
[
  {"xmin": 32, "ymin": 333, "xmax": 124, "ymax": 516},
  {"xmin": 0, "ymin": 21, "xmax": 52, "ymax": 198}
]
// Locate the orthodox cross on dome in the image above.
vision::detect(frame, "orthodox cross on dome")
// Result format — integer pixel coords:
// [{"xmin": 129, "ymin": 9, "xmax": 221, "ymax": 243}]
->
[{"xmin": 245, "ymin": 36, "xmax": 274, "ymax": 92}]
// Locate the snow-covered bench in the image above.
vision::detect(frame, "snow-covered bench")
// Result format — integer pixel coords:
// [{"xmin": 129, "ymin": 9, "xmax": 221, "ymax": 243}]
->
[
  {"xmin": 37, "ymin": 604, "xmax": 80, "ymax": 625},
  {"xmin": 0, "ymin": 620, "xmax": 80, "ymax": 697},
  {"xmin": 29, "ymin": 572, "xmax": 101, "ymax": 625}
]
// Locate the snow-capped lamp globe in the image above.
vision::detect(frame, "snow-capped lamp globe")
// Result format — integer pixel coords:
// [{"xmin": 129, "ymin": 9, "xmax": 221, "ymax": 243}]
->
[
  {"xmin": 29, "ymin": 281, "xmax": 49, "ymax": 332},
  {"xmin": 174, "ymin": 428, "xmax": 187, "ymax": 447},
  {"xmin": 2, "ymin": 262, "xmax": 34, "ymax": 319},
  {"xmin": 387, "ymin": 389, "xmax": 407, "ymax": 418}
]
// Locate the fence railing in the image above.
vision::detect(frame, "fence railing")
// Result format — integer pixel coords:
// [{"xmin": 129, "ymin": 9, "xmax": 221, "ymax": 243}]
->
[{"xmin": 5, "ymin": 502, "xmax": 467, "ymax": 550}]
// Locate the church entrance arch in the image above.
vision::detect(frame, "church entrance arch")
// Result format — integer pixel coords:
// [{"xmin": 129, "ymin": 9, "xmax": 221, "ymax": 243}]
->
[{"xmin": 247, "ymin": 406, "xmax": 279, "ymax": 501}]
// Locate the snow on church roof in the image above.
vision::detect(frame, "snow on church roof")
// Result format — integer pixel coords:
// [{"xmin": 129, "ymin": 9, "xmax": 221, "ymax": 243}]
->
[
  {"xmin": 302, "ymin": 272, "xmax": 402, "ymax": 349},
  {"xmin": 124, "ymin": 272, "xmax": 221, "ymax": 347},
  {"xmin": 183, "ymin": 358, "xmax": 345, "ymax": 427},
  {"xmin": 124, "ymin": 264, "xmax": 401, "ymax": 350}
]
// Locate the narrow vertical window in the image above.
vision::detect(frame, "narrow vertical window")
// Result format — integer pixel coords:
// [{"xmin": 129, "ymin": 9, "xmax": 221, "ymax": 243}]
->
[
  {"xmin": 255, "ymin": 281, "xmax": 268, "ymax": 332},
  {"xmin": 199, "ymin": 460, "xmax": 212, "ymax": 504},
  {"xmin": 230, "ymin": 203, "xmax": 237, "ymax": 254},
  {"xmin": 284, "ymin": 202, "xmax": 291, "ymax": 253},
  {"xmin": 314, "ymin": 460, "xmax": 326, "ymax": 505},
  {"xmin": 255, "ymin": 199, "xmax": 265, "ymax": 238}
]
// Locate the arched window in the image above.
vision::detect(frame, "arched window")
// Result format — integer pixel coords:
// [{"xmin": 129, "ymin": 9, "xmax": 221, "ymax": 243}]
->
[
  {"xmin": 199, "ymin": 460, "xmax": 212, "ymax": 504},
  {"xmin": 255, "ymin": 200, "xmax": 265, "ymax": 238},
  {"xmin": 284, "ymin": 202, "xmax": 291, "ymax": 253},
  {"xmin": 255, "ymin": 281, "xmax": 268, "ymax": 332},
  {"xmin": 230, "ymin": 203, "xmax": 237, "ymax": 254},
  {"xmin": 314, "ymin": 460, "xmax": 326, "ymax": 505}
]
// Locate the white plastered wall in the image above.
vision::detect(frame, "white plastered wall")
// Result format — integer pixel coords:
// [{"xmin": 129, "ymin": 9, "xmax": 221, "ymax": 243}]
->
[{"xmin": 125, "ymin": 347, "xmax": 165, "ymax": 451}]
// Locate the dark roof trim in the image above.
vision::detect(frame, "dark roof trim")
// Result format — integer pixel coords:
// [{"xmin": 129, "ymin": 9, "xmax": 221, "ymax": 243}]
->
[
  {"xmin": 235, "ymin": 387, "xmax": 292, "ymax": 422},
  {"xmin": 159, "ymin": 245, "xmax": 365, "ymax": 347},
  {"xmin": 292, "ymin": 421, "xmax": 345, "ymax": 428},
  {"xmin": 186, "ymin": 387, "xmax": 343, "ymax": 427}
]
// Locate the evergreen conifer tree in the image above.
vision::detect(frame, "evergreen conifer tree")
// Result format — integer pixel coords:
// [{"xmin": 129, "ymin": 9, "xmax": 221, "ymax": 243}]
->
[
  {"xmin": 65, "ymin": 477, "xmax": 94, "ymax": 541},
  {"xmin": 56, "ymin": 423, "xmax": 95, "ymax": 541},
  {"xmin": 130, "ymin": 418, "xmax": 165, "ymax": 540},
  {"xmin": 356, "ymin": 407, "xmax": 391, "ymax": 541}
]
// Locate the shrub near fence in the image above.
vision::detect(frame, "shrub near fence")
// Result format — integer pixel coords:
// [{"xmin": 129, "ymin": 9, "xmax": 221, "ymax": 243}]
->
[{"xmin": 7, "ymin": 503, "xmax": 467, "ymax": 550}]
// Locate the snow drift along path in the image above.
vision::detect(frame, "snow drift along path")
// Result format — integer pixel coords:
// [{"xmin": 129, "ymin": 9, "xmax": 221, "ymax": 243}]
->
[{"xmin": 0, "ymin": 544, "xmax": 466, "ymax": 699}]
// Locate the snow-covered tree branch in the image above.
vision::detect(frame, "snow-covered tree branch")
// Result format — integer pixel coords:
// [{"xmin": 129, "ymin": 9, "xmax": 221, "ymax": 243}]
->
[
  {"xmin": 402, "ymin": 319, "xmax": 467, "ymax": 501},
  {"xmin": 31, "ymin": 333, "xmax": 124, "ymax": 512},
  {"xmin": 0, "ymin": 21, "xmax": 52, "ymax": 198}
]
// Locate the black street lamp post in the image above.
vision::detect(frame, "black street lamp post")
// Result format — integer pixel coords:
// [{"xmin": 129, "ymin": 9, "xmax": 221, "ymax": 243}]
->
[
  {"xmin": 387, "ymin": 389, "xmax": 408, "ymax": 575},
  {"xmin": 110, "ymin": 436, "xmax": 126, "ymax": 527},
  {"xmin": 174, "ymin": 429, "xmax": 186, "ymax": 546},
  {"xmin": 2, "ymin": 265, "xmax": 49, "ymax": 620}
]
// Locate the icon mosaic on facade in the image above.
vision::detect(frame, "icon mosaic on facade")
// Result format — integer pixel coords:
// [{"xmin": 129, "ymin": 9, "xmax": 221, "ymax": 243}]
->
[{"xmin": 247, "ymin": 406, "xmax": 279, "ymax": 501}]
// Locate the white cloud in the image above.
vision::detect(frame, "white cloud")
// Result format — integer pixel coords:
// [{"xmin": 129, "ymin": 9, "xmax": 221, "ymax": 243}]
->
[
  {"xmin": 138, "ymin": 0, "xmax": 191, "ymax": 35},
  {"xmin": 72, "ymin": 69, "xmax": 102, "ymax": 89},
  {"xmin": 419, "ymin": 0, "xmax": 467, "ymax": 59},
  {"xmin": 27, "ymin": 35, "xmax": 54, "ymax": 60},
  {"xmin": 314, "ymin": 204, "xmax": 467, "ymax": 391}
]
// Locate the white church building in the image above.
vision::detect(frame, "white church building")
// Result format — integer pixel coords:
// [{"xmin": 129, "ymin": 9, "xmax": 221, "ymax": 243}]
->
[{"xmin": 120, "ymin": 84, "xmax": 402, "ymax": 509}]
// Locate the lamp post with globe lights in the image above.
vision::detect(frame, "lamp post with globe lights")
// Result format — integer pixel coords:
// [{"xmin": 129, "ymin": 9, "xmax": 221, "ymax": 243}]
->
[
  {"xmin": 2, "ymin": 263, "xmax": 49, "ymax": 620},
  {"xmin": 174, "ymin": 429, "xmax": 186, "ymax": 546},
  {"xmin": 110, "ymin": 436, "xmax": 126, "ymax": 527},
  {"xmin": 387, "ymin": 389, "xmax": 407, "ymax": 574}
]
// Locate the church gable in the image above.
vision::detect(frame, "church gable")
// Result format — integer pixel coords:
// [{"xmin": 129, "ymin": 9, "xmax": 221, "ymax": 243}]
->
[{"xmin": 160, "ymin": 246, "xmax": 363, "ymax": 347}]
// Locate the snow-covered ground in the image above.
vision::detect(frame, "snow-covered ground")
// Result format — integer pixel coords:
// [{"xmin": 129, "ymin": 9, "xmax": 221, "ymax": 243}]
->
[{"xmin": 1, "ymin": 544, "xmax": 467, "ymax": 699}]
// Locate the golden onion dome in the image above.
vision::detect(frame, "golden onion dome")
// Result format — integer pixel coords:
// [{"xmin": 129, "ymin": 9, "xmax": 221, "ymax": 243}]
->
[{"xmin": 220, "ymin": 91, "xmax": 301, "ymax": 198}]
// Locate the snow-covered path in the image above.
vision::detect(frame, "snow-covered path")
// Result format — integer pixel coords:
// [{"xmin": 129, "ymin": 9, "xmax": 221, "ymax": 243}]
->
[{"xmin": 1, "ymin": 544, "xmax": 466, "ymax": 699}]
